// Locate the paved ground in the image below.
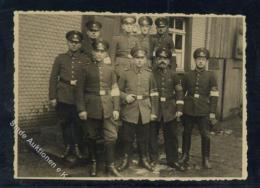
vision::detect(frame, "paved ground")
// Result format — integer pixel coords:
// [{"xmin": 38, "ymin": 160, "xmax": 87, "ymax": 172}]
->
[{"xmin": 17, "ymin": 116, "xmax": 243, "ymax": 179}]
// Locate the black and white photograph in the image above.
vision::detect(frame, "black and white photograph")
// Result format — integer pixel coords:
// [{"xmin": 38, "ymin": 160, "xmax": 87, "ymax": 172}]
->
[{"xmin": 13, "ymin": 12, "xmax": 246, "ymax": 180}]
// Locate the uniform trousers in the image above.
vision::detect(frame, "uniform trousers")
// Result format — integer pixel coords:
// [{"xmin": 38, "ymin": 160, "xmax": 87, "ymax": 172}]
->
[
  {"xmin": 56, "ymin": 102, "xmax": 81, "ymax": 145},
  {"xmin": 122, "ymin": 116, "xmax": 149, "ymax": 157},
  {"xmin": 149, "ymin": 119, "xmax": 179, "ymax": 164},
  {"xmin": 182, "ymin": 115, "xmax": 210, "ymax": 158}
]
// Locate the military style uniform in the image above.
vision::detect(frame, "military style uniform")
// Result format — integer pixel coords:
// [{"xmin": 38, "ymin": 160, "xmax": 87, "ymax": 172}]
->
[
  {"xmin": 149, "ymin": 47, "xmax": 184, "ymax": 170},
  {"xmin": 81, "ymin": 21, "xmax": 102, "ymax": 57},
  {"xmin": 151, "ymin": 17, "xmax": 177, "ymax": 71},
  {"xmin": 117, "ymin": 46, "xmax": 159, "ymax": 172},
  {"xmin": 49, "ymin": 30, "xmax": 89, "ymax": 158},
  {"xmin": 110, "ymin": 16, "xmax": 138, "ymax": 78},
  {"xmin": 136, "ymin": 16, "xmax": 153, "ymax": 67},
  {"xmin": 179, "ymin": 48, "xmax": 219, "ymax": 169},
  {"xmin": 76, "ymin": 39, "xmax": 121, "ymax": 177}
]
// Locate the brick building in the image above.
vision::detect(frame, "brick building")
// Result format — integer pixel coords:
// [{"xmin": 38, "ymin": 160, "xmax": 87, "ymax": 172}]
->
[{"xmin": 16, "ymin": 13, "xmax": 244, "ymax": 138}]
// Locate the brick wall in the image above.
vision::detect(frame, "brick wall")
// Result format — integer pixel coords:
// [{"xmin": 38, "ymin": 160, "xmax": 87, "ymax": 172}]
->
[{"xmin": 18, "ymin": 14, "xmax": 82, "ymax": 128}]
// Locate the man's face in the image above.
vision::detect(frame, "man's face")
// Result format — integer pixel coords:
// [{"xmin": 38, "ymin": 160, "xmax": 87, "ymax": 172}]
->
[
  {"xmin": 122, "ymin": 23, "xmax": 133, "ymax": 33},
  {"xmin": 86, "ymin": 30, "xmax": 101, "ymax": 39},
  {"xmin": 156, "ymin": 57, "xmax": 170, "ymax": 69},
  {"xmin": 67, "ymin": 40, "xmax": 82, "ymax": 52},
  {"xmin": 92, "ymin": 49, "xmax": 106, "ymax": 62},
  {"xmin": 156, "ymin": 26, "xmax": 168, "ymax": 35},
  {"xmin": 134, "ymin": 56, "xmax": 147, "ymax": 68},
  {"xmin": 140, "ymin": 25, "xmax": 151, "ymax": 35},
  {"xmin": 195, "ymin": 57, "xmax": 208, "ymax": 69}
]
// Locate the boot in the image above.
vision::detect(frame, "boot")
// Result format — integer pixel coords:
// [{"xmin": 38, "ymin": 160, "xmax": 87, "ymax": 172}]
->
[
  {"xmin": 178, "ymin": 152, "xmax": 189, "ymax": 166},
  {"xmin": 74, "ymin": 144, "xmax": 83, "ymax": 159},
  {"xmin": 117, "ymin": 154, "xmax": 129, "ymax": 172},
  {"xmin": 90, "ymin": 160, "xmax": 97, "ymax": 177},
  {"xmin": 61, "ymin": 145, "xmax": 72, "ymax": 159},
  {"xmin": 107, "ymin": 163, "xmax": 122, "ymax": 177},
  {"xmin": 168, "ymin": 162, "xmax": 186, "ymax": 172},
  {"xmin": 139, "ymin": 157, "xmax": 154, "ymax": 172},
  {"xmin": 88, "ymin": 140, "xmax": 97, "ymax": 177},
  {"xmin": 105, "ymin": 142, "xmax": 122, "ymax": 177},
  {"xmin": 202, "ymin": 157, "xmax": 212, "ymax": 169}
]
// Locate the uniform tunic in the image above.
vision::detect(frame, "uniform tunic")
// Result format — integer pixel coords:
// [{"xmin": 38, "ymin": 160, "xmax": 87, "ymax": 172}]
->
[
  {"xmin": 118, "ymin": 66, "xmax": 159, "ymax": 124},
  {"xmin": 76, "ymin": 60, "xmax": 120, "ymax": 120},
  {"xmin": 153, "ymin": 67, "xmax": 184, "ymax": 122},
  {"xmin": 81, "ymin": 36, "xmax": 97, "ymax": 57},
  {"xmin": 182, "ymin": 69, "xmax": 219, "ymax": 116},
  {"xmin": 49, "ymin": 51, "xmax": 90, "ymax": 105},
  {"xmin": 110, "ymin": 33, "xmax": 138, "ymax": 76}
]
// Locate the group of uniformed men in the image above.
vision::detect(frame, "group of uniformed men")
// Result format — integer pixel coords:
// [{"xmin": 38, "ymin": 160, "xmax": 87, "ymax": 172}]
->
[{"xmin": 49, "ymin": 16, "xmax": 219, "ymax": 177}]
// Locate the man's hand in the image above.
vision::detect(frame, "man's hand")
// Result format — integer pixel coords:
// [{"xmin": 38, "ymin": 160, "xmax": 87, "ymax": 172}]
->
[
  {"xmin": 150, "ymin": 114, "xmax": 157, "ymax": 121},
  {"xmin": 113, "ymin": 111, "xmax": 120, "ymax": 120},
  {"xmin": 125, "ymin": 94, "xmax": 136, "ymax": 104},
  {"xmin": 79, "ymin": 111, "xmax": 88, "ymax": 120},
  {"xmin": 50, "ymin": 99, "xmax": 57, "ymax": 107},
  {"xmin": 176, "ymin": 111, "xmax": 183, "ymax": 118}
]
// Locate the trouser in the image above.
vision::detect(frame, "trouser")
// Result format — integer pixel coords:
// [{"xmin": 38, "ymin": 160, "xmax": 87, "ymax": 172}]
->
[
  {"xmin": 122, "ymin": 117, "xmax": 149, "ymax": 158},
  {"xmin": 149, "ymin": 119, "xmax": 179, "ymax": 164},
  {"xmin": 182, "ymin": 115, "xmax": 210, "ymax": 158},
  {"xmin": 56, "ymin": 102, "xmax": 81, "ymax": 145},
  {"xmin": 82, "ymin": 117, "xmax": 118, "ymax": 163}
]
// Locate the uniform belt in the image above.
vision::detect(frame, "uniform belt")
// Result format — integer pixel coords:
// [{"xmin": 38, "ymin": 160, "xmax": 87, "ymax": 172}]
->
[
  {"xmin": 159, "ymin": 96, "xmax": 174, "ymax": 102},
  {"xmin": 133, "ymin": 95, "xmax": 149, "ymax": 100},
  {"xmin": 85, "ymin": 90, "xmax": 111, "ymax": 96},
  {"xmin": 60, "ymin": 78, "xmax": 77, "ymax": 86}
]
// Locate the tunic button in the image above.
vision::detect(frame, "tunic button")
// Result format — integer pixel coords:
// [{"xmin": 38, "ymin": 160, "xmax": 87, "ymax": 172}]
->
[
  {"xmin": 72, "ymin": 61, "xmax": 74, "ymax": 64},
  {"xmin": 72, "ymin": 71, "xmax": 74, "ymax": 74}
]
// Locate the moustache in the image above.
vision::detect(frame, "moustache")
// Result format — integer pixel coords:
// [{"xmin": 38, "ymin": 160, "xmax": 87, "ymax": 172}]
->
[{"xmin": 159, "ymin": 61, "xmax": 167, "ymax": 65}]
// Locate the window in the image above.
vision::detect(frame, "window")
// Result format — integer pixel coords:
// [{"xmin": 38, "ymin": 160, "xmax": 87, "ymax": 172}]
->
[{"xmin": 169, "ymin": 17, "xmax": 186, "ymax": 72}]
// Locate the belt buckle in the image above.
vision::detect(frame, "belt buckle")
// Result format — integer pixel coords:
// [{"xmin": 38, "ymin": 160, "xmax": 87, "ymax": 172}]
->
[
  {"xmin": 137, "ymin": 95, "xmax": 143, "ymax": 100},
  {"xmin": 99, "ymin": 90, "xmax": 106, "ymax": 96},
  {"xmin": 160, "ymin": 97, "xmax": 166, "ymax": 102},
  {"xmin": 70, "ymin": 80, "xmax": 77, "ymax": 86},
  {"xmin": 194, "ymin": 94, "xmax": 200, "ymax": 98}
]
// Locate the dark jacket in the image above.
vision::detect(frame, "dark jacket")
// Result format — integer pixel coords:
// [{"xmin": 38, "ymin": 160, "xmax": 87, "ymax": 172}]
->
[
  {"xmin": 153, "ymin": 67, "xmax": 184, "ymax": 122},
  {"xmin": 49, "ymin": 51, "xmax": 89, "ymax": 105},
  {"xmin": 182, "ymin": 69, "xmax": 219, "ymax": 116}
]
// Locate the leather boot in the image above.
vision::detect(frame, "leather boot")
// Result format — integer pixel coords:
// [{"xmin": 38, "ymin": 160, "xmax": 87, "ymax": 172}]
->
[
  {"xmin": 88, "ymin": 140, "xmax": 97, "ymax": 177},
  {"xmin": 107, "ymin": 163, "xmax": 122, "ymax": 177},
  {"xmin": 105, "ymin": 142, "xmax": 122, "ymax": 177},
  {"xmin": 61, "ymin": 145, "xmax": 72, "ymax": 159},
  {"xmin": 202, "ymin": 157, "xmax": 212, "ymax": 169},
  {"xmin": 140, "ymin": 157, "xmax": 154, "ymax": 172},
  {"xmin": 74, "ymin": 144, "xmax": 83, "ymax": 159},
  {"xmin": 117, "ymin": 154, "xmax": 129, "ymax": 172},
  {"xmin": 178, "ymin": 152, "xmax": 189, "ymax": 166}
]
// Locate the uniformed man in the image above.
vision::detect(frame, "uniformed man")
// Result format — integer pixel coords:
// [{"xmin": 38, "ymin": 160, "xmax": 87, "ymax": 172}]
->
[
  {"xmin": 110, "ymin": 16, "xmax": 138, "ymax": 78},
  {"xmin": 117, "ymin": 46, "xmax": 159, "ymax": 172},
  {"xmin": 149, "ymin": 47, "xmax": 185, "ymax": 171},
  {"xmin": 136, "ymin": 16, "xmax": 153, "ymax": 67},
  {"xmin": 81, "ymin": 20, "xmax": 102, "ymax": 57},
  {"xmin": 76, "ymin": 39, "xmax": 122, "ymax": 177},
  {"xmin": 49, "ymin": 30, "xmax": 89, "ymax": 159},
  {"xmin": 151, "ymin": 17, "xmax": 177, "ymax": 71},
  {"xmin": 179, "ymin": 47, "xmax": 219, "ymax": 169}
]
